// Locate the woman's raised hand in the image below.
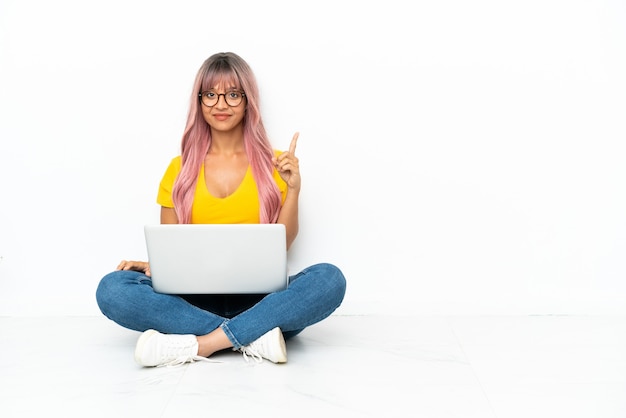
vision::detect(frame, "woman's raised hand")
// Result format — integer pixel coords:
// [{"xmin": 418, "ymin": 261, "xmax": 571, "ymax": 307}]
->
[{"xmin": 274, "ymin": 132, "xmax": 301, "ymax": 191}]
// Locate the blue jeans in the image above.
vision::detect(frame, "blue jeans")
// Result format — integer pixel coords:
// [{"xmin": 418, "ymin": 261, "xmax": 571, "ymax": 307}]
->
[{"xmin": 95, "ymin": 263, "xmax": 346, "ymax": 349}]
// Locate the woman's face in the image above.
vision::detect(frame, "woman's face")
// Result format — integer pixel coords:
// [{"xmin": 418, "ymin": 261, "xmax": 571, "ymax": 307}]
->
[{"xmin": 200, "ymin": 82, "xmax": 246, "ymax": 134}]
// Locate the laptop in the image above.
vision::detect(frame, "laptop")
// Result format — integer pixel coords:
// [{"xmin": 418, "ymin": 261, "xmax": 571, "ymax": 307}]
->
[{"xmin": 144, "ymin": 224, "xmax": 288, "ymax": 294}]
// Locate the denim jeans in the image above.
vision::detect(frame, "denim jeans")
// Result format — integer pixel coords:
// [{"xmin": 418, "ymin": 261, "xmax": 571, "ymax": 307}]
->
[{"xmin": 95, "ymin": 263, "xmax": 346, "ymax": 349}]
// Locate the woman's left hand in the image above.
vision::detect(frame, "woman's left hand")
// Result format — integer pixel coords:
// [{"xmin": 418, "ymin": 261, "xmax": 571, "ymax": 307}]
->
[{"xmin": 274, "ymin": 132, "xmax": 301, "ymax": 191}]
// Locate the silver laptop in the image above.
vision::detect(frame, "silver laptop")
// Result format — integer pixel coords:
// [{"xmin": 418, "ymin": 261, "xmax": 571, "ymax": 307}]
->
[{"xmin": 144, "ymin": 224, "xmax": 288, "ymax": 294}]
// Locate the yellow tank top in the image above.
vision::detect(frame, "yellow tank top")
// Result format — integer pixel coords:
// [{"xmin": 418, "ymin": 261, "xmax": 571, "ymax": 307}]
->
[{"xmin": 156, "ymin": 154, "xmax": 287, "ymax": 224}]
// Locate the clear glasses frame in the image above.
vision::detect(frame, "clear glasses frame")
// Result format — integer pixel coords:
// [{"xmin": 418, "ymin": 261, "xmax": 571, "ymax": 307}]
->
[{"xmin": 198, "ymin": 91, "xmax": 246, "ymax": 107}]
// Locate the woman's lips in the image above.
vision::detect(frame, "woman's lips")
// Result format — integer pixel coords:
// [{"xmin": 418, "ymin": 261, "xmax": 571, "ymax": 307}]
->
[{"xmin": 213, "ymin": 114, "xmax": 230, "ymax": 121}]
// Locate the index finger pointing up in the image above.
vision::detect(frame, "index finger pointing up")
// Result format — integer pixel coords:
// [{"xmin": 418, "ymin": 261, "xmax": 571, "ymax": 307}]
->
[{"xmin": 289, "ymin": 132, "xmax": 299, "ymax": 155}]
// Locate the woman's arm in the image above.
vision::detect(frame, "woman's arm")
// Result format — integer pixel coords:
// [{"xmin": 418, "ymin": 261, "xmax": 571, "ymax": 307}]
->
[
  {"xmin": 277, "ymin": 187, "xmax": 299, "ymax": 250},
  {"xmin": 161, "ymin": 206, "xmax": 179, "ymax": 224},
  {"xmin": 274, "ymin": 133, "xmax": 301, "ymax": 250}
]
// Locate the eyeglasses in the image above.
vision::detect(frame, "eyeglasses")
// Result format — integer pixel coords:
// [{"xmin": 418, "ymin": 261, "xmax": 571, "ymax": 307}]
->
[{"xmin": 198, "ymin": 90, "xmax": 246, "ymax": 107}]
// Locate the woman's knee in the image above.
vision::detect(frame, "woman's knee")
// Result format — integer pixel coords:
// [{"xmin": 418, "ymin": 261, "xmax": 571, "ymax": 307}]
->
[
  {"xmin": 310, "ymin": 262, "xmax": 347, "ymax": 302},
  {"xmin": 95, "ymin": 270, "xmax": 141, "ymax": 314},
  {"xmin": 95, "ymin": 271, "xmax": 118, "ymax": 313}
]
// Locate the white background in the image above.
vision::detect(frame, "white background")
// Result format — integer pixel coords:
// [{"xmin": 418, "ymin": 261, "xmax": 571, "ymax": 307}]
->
[{"xmin": 1, "ymin": 0, "xmax": 625, "ymax": 316}]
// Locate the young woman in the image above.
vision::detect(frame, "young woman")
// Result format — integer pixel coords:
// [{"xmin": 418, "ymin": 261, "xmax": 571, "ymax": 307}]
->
[{"xmin": 95, "ymin": 52, "xmax": 346, "ymax": 367}]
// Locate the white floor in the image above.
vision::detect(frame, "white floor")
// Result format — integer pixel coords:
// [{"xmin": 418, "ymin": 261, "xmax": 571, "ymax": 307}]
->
[{"xmin": 1, "ymin": 315, "xmax": 625, "ymax": 418}]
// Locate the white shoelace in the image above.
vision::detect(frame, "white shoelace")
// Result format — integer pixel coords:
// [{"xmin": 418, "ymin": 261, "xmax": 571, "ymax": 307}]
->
[
  {"xmin": 158, "ymin": 355, "xmax": 219, "ymax": 368},
  {"xmin": 240, "ymin": 346, "xmax": 264, "ymax": 363}
]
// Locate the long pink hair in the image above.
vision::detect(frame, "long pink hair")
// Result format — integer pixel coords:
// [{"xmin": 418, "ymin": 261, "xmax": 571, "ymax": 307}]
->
[{"xmin": 172, "ymin": 52, "xmax": 281, "ymax": 224}]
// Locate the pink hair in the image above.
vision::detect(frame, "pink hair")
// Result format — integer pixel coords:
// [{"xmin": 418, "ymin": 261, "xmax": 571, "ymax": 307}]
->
[{"xmin": 172, "ymin": 52, "xmax": 281, "ymax": 224}]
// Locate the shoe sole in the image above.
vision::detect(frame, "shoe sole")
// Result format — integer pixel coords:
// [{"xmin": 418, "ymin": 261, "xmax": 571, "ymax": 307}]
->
[
  {"xmin": 272, "ymin": 328, "xmax": 287, "ymax": 364},
  {"xmin": 134, "ymin": 329, "xmax": 159, "ymax": 366}
]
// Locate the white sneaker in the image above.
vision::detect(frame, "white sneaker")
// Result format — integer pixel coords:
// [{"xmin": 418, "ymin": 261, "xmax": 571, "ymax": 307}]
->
[
  {"xmin": 240, "ymin": 327, "xmax": 287, "ymax": 364},
  {"xmin": 134, "ymin": 329, "xmax": 210, "ymax": 367}
]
